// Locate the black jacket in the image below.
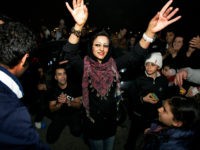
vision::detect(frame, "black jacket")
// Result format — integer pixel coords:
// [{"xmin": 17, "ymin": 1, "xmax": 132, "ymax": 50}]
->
[
  {"xmin": 128, "ymin": 72, "xmax": 169, "ymax": 121},
  {"xmin": 61, "ymin": 41, "xmax": 148, "ymax": 139}
]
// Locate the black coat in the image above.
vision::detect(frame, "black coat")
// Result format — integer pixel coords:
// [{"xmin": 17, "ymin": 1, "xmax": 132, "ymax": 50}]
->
[
  {"xmin": 62, "ymin": 42, "xmax": 148, "ymax": 139},
  {"xmin": 128, "ymin": 73, "xmax": 169, "ymax": 121}
]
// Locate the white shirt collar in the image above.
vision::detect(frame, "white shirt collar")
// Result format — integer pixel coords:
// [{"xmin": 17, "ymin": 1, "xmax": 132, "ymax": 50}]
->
[{"xmin": 0, "ymin": 70, "xmax": 23, "ymax": 98}]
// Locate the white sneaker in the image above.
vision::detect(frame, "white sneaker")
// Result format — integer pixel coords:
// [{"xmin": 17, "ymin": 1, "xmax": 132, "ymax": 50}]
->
[{"xmin": 35, "ymin": 122, "xmax": 42, "ymax": 129}]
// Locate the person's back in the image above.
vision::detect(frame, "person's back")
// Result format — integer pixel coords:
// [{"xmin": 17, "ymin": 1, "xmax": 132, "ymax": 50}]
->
[
  {"xmin": 0, "ymin": 15, "xmax": 50, "ymax": 149},
  {"xmin": 0, "ymin": 78, "xmax": 46, "ymax": 149}
]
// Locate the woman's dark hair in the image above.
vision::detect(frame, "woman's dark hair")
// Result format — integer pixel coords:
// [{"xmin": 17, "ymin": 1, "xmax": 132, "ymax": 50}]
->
[
  {"xmin": 53, "ymin": 63, "xmax": 67, "ymax": 75},
  {"xmin": 172, "ymin": 34, "xmax": 187, "ymax": 54},
  {"xmin": 87, "ymin": 30, "xmax": 112, "ymax": 63},
  {"xmin": 0, "ymin": 18, "xmax": 36, "ymax": 68},
  {"xmin": 168, "ymin": 96, "xmax": 200, "ymax": 129}
]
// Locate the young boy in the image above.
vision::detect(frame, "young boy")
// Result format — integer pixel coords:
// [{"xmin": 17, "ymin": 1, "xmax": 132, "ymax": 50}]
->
[{"xmin": 125, "ymin": 52, "xmax": 169, "ymax": 150}]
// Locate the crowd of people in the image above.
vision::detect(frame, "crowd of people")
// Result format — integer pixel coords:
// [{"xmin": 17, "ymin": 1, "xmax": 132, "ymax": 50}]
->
[{"xmin": 1, "ymin": 0, "xmax": 200, "ymax": 150}]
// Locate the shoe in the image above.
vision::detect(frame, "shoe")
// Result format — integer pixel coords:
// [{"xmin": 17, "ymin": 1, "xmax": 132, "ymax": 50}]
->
[
  {"xmin": 35, "ymin": 121, "xmax": 46, "ymax": 129},
  {"xmin": 35, "ymin": 122, "xmax": 42, "ymax": 129}
]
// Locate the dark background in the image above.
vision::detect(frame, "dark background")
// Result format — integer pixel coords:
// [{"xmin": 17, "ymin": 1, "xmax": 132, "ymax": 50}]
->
[{"xmin": 0, "ymin": 0, "xmax": 199, "ymax": 35}]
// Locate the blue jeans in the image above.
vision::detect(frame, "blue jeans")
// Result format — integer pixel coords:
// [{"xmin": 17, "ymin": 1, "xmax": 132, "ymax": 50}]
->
[{"xmin": 88, "ymin": 136, "xmax": 115, "ymax": 150}]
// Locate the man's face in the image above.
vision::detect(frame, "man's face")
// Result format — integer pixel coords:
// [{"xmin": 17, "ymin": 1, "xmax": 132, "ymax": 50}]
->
[{"xmin": 55, "ymin": 68, "xmax": 67, "ymax": 86}]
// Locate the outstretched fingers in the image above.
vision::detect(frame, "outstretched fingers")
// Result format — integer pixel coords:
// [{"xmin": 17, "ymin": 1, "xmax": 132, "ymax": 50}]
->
[
  {"xmin": 166, "ymin": 15, "xmax": 181, "ymax": 26},
  {"xmin": 76, "ymin": 0, "xmax": 83, "ymax": 7},
  {"xmin": 66, "ymin": 2, "xmax": 73, "ymax": 14},
  {"xmin": 81, "ymin": 0, "xmax": 84, "ymax": 6},
  {"xmin": 83, "ymin": 5, "xmax": 88, "ymax": 15},
  {"xmin": 162, "ymin": 7, "xmax": 173, "ymax": 17},
  {"xmin": 159, "ymin": 0, "xmax": 181, "ymax": 26},
  {"xmin": 167, "ymin": 8, "xmax": 180, "ymax": 20},
  {"xmin": 160, "ymin": 0, "xmax": 173, "ymax": 15},
  {"xmin": 72, "ymin": 0, "xmax": 76, "ymax": 8},
  {"xmin": 72, "ymin": 0, "xmax": 83, "ymax": 9}
]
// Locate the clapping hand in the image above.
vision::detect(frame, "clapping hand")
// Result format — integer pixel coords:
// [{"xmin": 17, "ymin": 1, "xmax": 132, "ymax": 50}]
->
[{"xmin": 58, "ymin": 93, "xmax": 67, "ymax": 104}]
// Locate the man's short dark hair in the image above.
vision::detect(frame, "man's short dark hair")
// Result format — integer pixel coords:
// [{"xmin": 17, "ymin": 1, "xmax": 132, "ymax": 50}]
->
[{"xmin": 0, "ymin": 17, "xmax": 36, "ymax": 68}]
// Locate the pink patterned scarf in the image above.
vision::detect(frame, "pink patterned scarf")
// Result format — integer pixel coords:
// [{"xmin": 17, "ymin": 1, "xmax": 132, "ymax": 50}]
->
[{"xmin": 82, "ymin": 56, "xmax": 120, "ymax": 115}]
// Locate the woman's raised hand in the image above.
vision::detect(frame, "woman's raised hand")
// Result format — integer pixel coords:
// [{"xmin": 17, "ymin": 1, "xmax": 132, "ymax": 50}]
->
[
  {"xmin": 147, "ymin": 0, "xmax": 181, "ymax": 35},
  {"xmin": 66, "ymin": 0, "xmax": 88, "ymax": 28}
]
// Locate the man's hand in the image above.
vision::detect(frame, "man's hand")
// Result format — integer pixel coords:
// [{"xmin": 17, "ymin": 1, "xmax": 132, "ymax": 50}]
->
[{"xmin": 174, "ymin": 69, "xmax": 188, "ymax": 87}]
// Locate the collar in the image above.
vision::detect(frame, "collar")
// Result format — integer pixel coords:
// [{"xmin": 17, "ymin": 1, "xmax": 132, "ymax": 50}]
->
[
  {"xmin": 145, "ymin": 71, "xmax": 161, "ymax": 79},
  {"xmin": 0, "ymin": 66, "xmax": 23, "ymax": 98}
]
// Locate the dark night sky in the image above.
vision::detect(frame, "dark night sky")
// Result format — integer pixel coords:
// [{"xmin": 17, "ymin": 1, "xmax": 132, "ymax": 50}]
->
[{"xmin": 0, "ymin": 0, "xmax": 199, "ymax": 35}]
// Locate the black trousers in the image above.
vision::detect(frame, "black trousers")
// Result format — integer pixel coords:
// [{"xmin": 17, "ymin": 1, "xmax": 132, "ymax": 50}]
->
[{"xmin": 46, "ymin": 112, "xmax": 82, "ymax": 144}]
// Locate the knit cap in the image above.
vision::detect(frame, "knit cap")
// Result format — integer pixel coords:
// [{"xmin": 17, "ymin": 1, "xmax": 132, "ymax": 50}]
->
[{"xmin": 145, "ymin": 52, "xmax": 162, "ymax": 69}]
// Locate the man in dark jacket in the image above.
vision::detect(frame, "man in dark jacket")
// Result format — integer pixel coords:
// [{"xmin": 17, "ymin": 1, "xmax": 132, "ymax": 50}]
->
[{"xmin": 0, "ymin": 16, "xmax": 50, "ymax": 149}]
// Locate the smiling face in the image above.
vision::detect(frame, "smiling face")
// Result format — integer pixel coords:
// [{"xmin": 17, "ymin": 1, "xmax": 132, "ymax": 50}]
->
[
  {"xmin": 55, "ymin": 68, "xmax": 67, "ymax": 87},
  {"xmin": 92, "ymin": 36, "xmax": 110, "ymax": 63},
  {"xmin": 172, "ymin": 36, "xmax": 184, "ymax": 52}
]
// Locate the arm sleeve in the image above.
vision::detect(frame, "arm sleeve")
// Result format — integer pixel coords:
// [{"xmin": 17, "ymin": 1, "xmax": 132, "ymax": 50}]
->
[
  {"xmin": 62, "ymin": 41, "xmax": 84, "ymax": 76},
  {"xmin": 128, "ymin": 79, "xmax": 141, "ymax": 109},
  {"xmin": 185, "ymin": 67, "xmax": 200, "ymax": 84},
  {"xmin": 115, "ymin": 43, "xmax": 148, "ymax": 70}
]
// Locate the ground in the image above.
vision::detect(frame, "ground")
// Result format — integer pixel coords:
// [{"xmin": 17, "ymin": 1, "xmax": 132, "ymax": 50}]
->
[{"xmin": 35, "ymin": 116, "xmax": 130, "ymax": 150}]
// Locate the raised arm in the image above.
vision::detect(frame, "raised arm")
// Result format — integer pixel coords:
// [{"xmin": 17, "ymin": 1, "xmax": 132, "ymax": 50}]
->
[
  {"xmin": 139, "ymin": 0, "xmax": 181, "ymax": 49},
  {"xmin": 66, "ymin": 0, "xmax": 88, "ymax": 44}
]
